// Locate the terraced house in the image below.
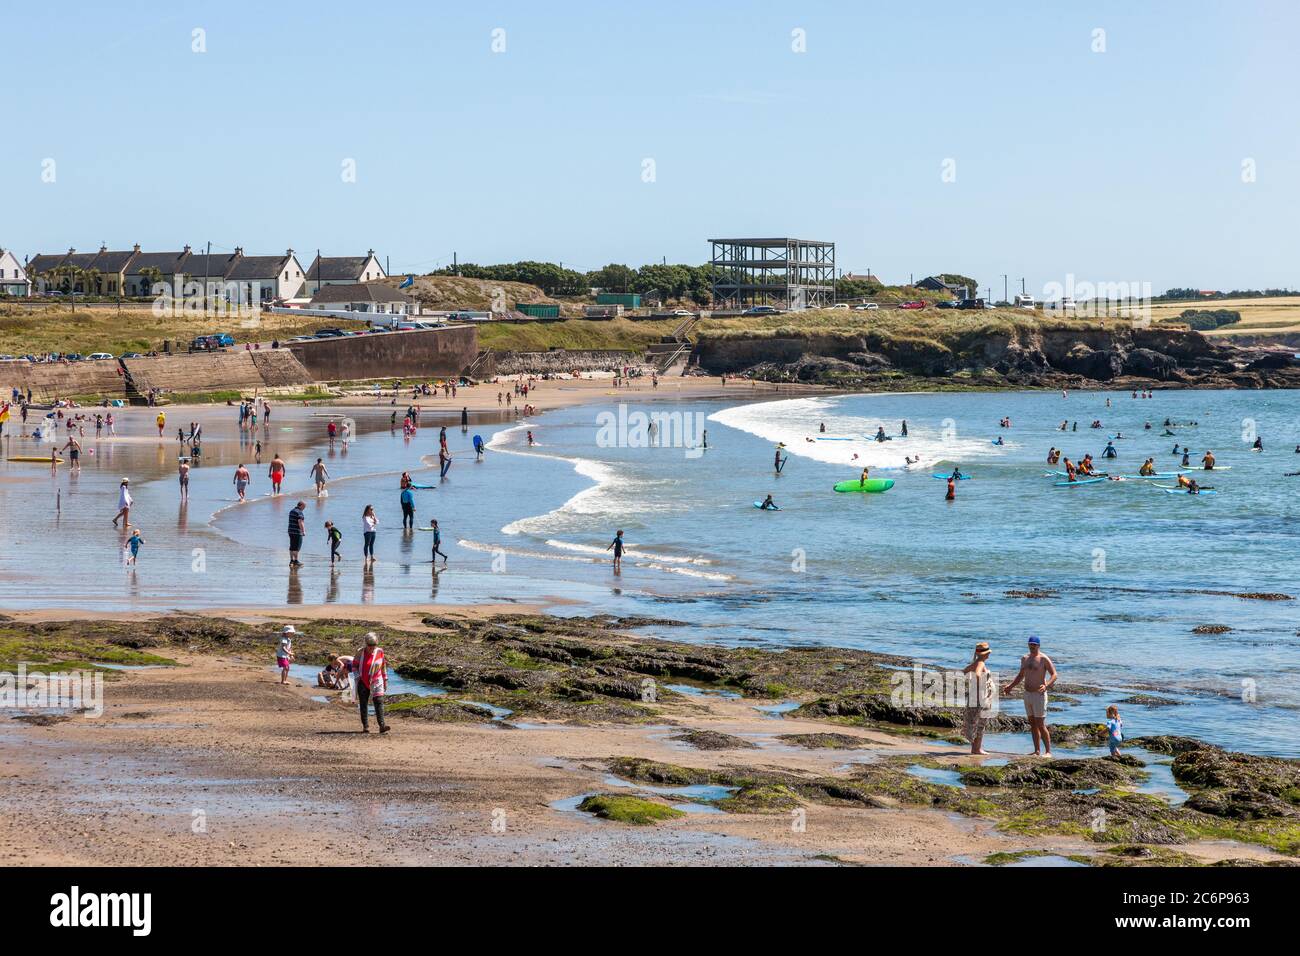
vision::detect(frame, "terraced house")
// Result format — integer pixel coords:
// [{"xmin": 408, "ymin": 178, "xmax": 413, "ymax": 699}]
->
[
  {"xmin": 0, "ymin": 248, "xmax": 29, "ymax": 296},
  {"xmin": 304, "ymin": 249, "xmax": 387, "ymax": 294}
]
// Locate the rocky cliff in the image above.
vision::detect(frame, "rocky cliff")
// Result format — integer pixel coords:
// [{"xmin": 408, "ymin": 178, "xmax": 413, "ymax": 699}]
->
[{"xmin": 693, "ymin": 323, "xmax": 1300, "ymax": 390}]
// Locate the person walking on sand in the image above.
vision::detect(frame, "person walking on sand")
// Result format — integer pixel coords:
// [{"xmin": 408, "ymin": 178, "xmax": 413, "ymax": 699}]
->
[
  {"xmin": 233, "ymin": 463, "xmax": 250, "ymax": 501},
  {"xmin": 178, "ymin": 457, "xmax": 190, "ymax": 500},
  {"xmin": 311, "ymin": 457, "xmax": 330, "ymax": 497},
  {"xmin": 961, "ymin": 642, "xmax": 995, "ymax": 755},
  {"xmin": 288, "ymin": 500, "xmax": 306, "ymax": 567},
  {"xmin": 268, "ymin": 453, "xmax": 286, "ymax": 494},
  {"xmin": 155, "ymin": 410, "xmax": 166, "ymax": 437},
  {"xmin": 355, "ymin": 632, "xmax": 390, "ymax": 734},
  {"xmin": 362, "ymin": 505, "xmax": 378, "ymax": 562},
  {"xmin": 607, "ymin": 529, "xmax": 625, "ymax": 571},
  {"xmin": 1002, "ymin": 635, "xmax": 1057, "ymax": 757},
  {"xmin": 277, "ymin": 625, "xmax": 296, "ymax": 685},
  {"xmin": 112, "ymin": 478, "xmax": 133, "ymax": 528}
]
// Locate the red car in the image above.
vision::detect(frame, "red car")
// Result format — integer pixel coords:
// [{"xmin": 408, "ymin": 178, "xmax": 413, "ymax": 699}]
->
[{"xmin": 900, "ymin": 300, "xmax": 927, "ymax": 310}]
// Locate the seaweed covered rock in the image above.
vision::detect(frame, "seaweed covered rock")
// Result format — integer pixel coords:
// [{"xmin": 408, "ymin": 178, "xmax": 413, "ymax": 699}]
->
[
  {"xmin": 669, "ymin": 730, "xmax": 757, "ymax": 751},
  {"xmin": 960, "ymin": 756, "xmax": 1146, "ymax": 790}
]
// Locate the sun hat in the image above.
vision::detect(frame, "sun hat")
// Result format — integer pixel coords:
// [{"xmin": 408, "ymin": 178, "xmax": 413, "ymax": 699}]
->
[
  {"xmin": 281, "ymin": 625, "xmax": 297, "ymax": 635},
  {"xmin": 974, "ymin": 641, "xmax": 991, "ymax": 654}
]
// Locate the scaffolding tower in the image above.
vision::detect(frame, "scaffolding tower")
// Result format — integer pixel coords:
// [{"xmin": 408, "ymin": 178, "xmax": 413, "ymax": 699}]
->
[{"xmin": 709, "ymin": 237, "xmax": 836, "ymax": 310}]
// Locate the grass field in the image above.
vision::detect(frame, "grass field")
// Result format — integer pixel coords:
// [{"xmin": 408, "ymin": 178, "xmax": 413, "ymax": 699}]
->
[
  {"xmin": 1149, "ymin": 296, "xmax": 1300, "ymax": 336},
  {"xmin": 0, "ymin": 304, "xmax": 369, "ymax": 356}
]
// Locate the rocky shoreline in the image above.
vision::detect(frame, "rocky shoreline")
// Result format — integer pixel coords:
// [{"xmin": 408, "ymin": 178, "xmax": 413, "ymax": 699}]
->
[
  {"xmin": 4, "ymin": 611, "xmax": 1295, "ymax": 865},
  {"xmin": 694, "ymin": 324, "xmax": 1300, "ymax": 391}
]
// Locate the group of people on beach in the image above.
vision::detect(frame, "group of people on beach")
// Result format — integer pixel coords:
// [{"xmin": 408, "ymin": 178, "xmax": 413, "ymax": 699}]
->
[
  {"xmin": 960, "ymin": 635, "xmax": 1123, "ymax": 759},
  {"xmin": 277, "ymin": 625, "xmax": 391, "ymax": 734}
]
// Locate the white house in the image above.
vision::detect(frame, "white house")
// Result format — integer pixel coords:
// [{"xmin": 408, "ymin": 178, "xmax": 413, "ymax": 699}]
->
[
  {"xmin": 0, "ymin": 248, "xmax": 29, "ymax": 296},
  {"xmin": 225, "ymin": 248, "xmax": 308, "ymax": 302},
  {"xmin": 307, "ymin": 282, "xmax": 414, "ymax": 315},
  {"xmin": 303, "ymin": 249, "xmax": 386, "ymax": 294}
]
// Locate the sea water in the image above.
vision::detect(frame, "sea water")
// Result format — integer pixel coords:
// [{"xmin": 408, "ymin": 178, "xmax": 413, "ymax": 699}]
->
[{"xmin": 1, "ymin": 388, "xmax": 1296, "ymax": 755}]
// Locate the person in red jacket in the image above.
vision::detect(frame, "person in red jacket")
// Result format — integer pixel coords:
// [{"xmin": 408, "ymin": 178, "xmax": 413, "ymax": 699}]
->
[{"xmin": 354, "ymin": 632, "xmax": 390, "ymax": 734}]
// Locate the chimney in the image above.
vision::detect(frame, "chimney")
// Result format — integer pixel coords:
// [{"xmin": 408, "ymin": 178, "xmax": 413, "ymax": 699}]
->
[
  {"xmin": 183, "ymin": 245, "xmax": 191, "ymax": 255},
  {"xmin": 132, "ymin": 243, "xmax": 141, "ymax": 253},
  {"xmin": 99, "ymin": 244, "xmax": 108, "ymax": 253},
  {"xmin": 286, "ymin": 247, "xmax": 293, "ymax": 256},
  {"xmin": 68, "ymin": 247, "xmax": 75, "ymax": 255},
  {"xmin": 367, "ymin": 249, "xmax": 374, "ymax": 257},
  {"xmin": 234, "ymin": 246, "xmax": 243, "ymax": 256}
]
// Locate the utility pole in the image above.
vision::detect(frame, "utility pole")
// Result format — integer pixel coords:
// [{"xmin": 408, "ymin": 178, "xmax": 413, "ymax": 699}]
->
[
  {"xmin": 204, "ymin": 241, "xmax": 211, "ymax": 316},
  {"xmin": 1021, "ymin": 277, "xmax": 1027, "ymax": 295},
  {"xmin": 1002, "ymin": 274, "xmax": 1008, "ymax": 304}
]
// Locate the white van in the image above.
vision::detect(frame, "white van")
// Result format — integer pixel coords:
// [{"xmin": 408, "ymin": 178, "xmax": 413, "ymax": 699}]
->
[{"xmin": 1014, "ymin": 294, "xmax": 1036, "ymax": 309}]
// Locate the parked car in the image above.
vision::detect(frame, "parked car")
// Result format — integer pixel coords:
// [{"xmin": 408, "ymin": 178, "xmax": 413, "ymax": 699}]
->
[
  {"xmin": 64, "ymin": 353, "xmax": 85, "ymax": 362},
  {"xmin": 313, "ymin": 328, "xmax": 348, "ymax": 338},
  {"xmin": 830, "ymin": 303, "xmax": 851, "ymax": 311},
  {"xmin": 956, "ymin": 298, "xmax": 986, "ymax": 311},
  {"xmin": 1014, "ymin": 294, "xmax": 1036, "ymax": 309},
  {"xmin": 936, "ymin": 300, "xmax": 960, "ymax": 309},
  {"xmin": 900, "ymin": 301, "xmax": 927, "ymax": 310},
  {"xmin": 670, "ymin": 309, "xmax": 694, "ymax": 317},
  {"xmin": 852, "ymin": 303, "xmax": 880, "ymax": 311},
  {"xmin": 741, "ymin": 305, "xmax": 782, "ymax": 316},
  {"xmin": 121, "ymin": 352, "xmax": 144, "ymax": 358},
  {"xmin": 87, "ymin": 352, "xmax": 115, "ymax": 360}
]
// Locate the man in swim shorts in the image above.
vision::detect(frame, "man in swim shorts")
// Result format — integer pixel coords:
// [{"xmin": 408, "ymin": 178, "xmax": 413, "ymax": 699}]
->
[
  {"xmin": 233, "ymin": 463, "xmax": 250, "ymax": 501},
  {"xmin": 1002, "ymin": 635, "xmax": 1057, "ymax": 757}
]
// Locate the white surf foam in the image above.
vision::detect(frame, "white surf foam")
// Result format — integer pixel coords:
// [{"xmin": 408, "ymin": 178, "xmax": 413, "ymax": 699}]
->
[{"xmin": 708, "ymin": 396, "xmax": 1001, "ymax": 470}]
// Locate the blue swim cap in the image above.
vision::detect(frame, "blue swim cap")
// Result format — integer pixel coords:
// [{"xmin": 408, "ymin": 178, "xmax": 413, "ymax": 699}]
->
[{"xmin": 1027, "ymin": 635, "xmax": 1041, "ymax": 645}]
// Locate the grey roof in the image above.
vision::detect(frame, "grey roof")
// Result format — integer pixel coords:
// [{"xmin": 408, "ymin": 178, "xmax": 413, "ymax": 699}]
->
[
  {"xmin": 125, "ymin": 251, "xmax": 190, "ymax": 275},
  {"xmin": 307, "ymin": 255, "xmax": 370, "ymax": 281},
  {"xmin": 179, "ymin": 253, "xmax": 236, "ymax": 278},
  {"xmin": 27, "ymin": 253, "xmax": 69, "ymax": 274},
  {"xmin": 90, "ymin": 249, "xmax": 138, "ymax": 273},
  {"xmin": 227, "ymin": 255, "xmax": 289, "ymax": 280},
  {"xmin": 310, "ymin": 282, "xmax": 411, "ymax": 305}
]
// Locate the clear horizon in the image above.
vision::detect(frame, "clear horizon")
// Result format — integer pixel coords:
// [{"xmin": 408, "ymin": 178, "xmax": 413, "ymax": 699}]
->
[{"xmin": 3, "ymin": 0, "xmax": 1297, "ymax": 296}]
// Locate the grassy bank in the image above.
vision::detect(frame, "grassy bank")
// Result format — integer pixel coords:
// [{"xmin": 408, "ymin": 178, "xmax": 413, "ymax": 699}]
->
[
  {"xmin": 0, "ymin": 304, "xmax": 368, "ymax": 356},
  {"xmin": 477, "ymin": 308, "xmax": 1106, "ymax": 354}
]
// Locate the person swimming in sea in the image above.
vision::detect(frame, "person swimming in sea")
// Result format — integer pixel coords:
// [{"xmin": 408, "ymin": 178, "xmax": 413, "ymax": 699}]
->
[
  {"xmin": 992, "ymin": 436, "xmax": 1004, "ymax": 446},
  {"xmin": 875, "ymin": 426, "xmax": 889, "ymax": 442},
  {"xmin": 759, "ymin": 494, "xmax": 778, "ymax": 510},
  {"xmin": 1102, "ymin": 441, "xmax": 1117, "ymax": 459},
  {"xmin": 901, "ymin": 420, "xmax": 908, "ymax": 437},
  {"xmin": 1202, "ymin": 450, "xmax": 1216, "ymax": 470}
]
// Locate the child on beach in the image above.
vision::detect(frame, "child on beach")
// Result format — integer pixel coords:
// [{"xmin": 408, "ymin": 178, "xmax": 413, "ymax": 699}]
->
[
  {"xmin": 277, "ymin": 625, "xmax": 296, "ymax": 685},
  {"xmin": 124, "ymin": 528, "xmax": 145, "ymax": 566},
  {"xmin": 1106, "ymin": 705, "xmax": 1123, "ymax": 756},
  {"xmin": 326, "ymin": 521, "xmax": 343, "ymax": 563}
]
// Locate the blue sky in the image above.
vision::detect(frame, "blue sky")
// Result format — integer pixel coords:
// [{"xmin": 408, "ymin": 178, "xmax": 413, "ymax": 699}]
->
[{"xmin": 3, "ymin": 0, "xmax": 1297, "ymax": 294}]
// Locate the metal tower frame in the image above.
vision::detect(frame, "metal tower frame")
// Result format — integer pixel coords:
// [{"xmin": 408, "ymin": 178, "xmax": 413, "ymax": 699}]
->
[{"xmin": 708, "ymin": 237, "xmax": 836, "ymax": 310}]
